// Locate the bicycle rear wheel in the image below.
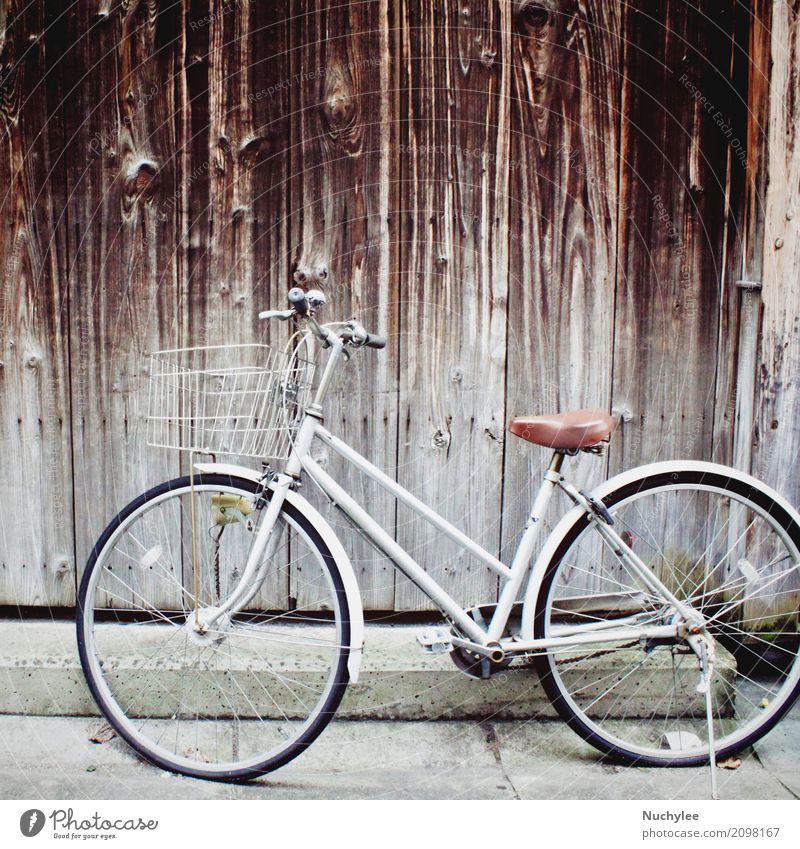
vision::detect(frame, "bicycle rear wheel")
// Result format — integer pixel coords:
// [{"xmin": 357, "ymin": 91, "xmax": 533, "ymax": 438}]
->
[
  {"xmin": 77, "ymin": 473, "xmax": 351, "ymax": 781},
  {"xmin": 534, "ymin": 465, "xmax": 800, "ymax": 766}
]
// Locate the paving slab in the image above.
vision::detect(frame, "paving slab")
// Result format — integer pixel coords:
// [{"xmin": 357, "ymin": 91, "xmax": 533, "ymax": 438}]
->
[
  {"xmin": 491, "ymin": 720, "xmax": 795, "ymax": 800},
  {"xmin": 751, "ymin": 711, "xmax": 800, "ymax": 798},
  {"xmin": 0, "ymin": 714, "xmax": 797, "ymax": 800}
]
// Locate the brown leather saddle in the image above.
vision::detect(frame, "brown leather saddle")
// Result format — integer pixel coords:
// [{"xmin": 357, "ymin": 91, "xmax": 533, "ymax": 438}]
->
[{"xmin": 508, "ymin": 408, "xmax": 615, "ymax": 451}]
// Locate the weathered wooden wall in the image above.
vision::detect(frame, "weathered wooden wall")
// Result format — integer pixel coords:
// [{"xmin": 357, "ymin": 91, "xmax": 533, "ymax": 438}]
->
[
  {"xmin": 753, "ymin": 0, "xmax": 800, "ymax": 507},
  {"xmin": 0, "ymin": 0, "xmax": 796, "ymax": 610}
]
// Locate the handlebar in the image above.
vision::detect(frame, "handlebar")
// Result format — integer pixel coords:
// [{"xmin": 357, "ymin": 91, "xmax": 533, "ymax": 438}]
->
[
  {"xmin": 363, "ymin": 333, "xmax": 387, "ymax": 350},
  {"xmin": 259, "ymin": 288, "xmax": 386, "ymax": 351},
  {"xmin": 287, "ymin": 287, "xmax": 309, "ymax": 316},
  {"xmin": 343, "ymin": 323, "xmax": 386, "ymax": 349}
]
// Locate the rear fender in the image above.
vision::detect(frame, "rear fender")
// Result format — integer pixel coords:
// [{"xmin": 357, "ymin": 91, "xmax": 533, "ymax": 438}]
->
[{"xmin": 520, "ymin": 460, "xmax": 800, "ymax": 638}]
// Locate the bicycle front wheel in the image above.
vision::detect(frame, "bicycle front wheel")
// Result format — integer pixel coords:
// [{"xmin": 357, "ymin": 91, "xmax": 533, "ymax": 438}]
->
[
  {"xmin": 534, "ymin": 465, "xmax": 800, "ymax": 766},
  {"xmin": 77, "ymin": 473, "xmax": 351, "ymax": 781}
]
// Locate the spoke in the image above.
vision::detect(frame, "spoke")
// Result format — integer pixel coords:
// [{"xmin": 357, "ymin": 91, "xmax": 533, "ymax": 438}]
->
[
  {"xmin": 673, "ymin": 507, "xmax": 736, "ymax": 598},
  {"xmin": 544, "ymin": 481, "xmax": 800, "ymax": 761},
  {"xmin": 109, "ymin": 541, "xmax": 187, "ymax": 600},
  {"xmin": 678, "ymin": 516, "xmax": 757, "ymax": 602},
  {"xmin": 705, "ymin": 563, "xmax": 800, "ymax": 626},
  {"xmin": 683, "ymin": 554, "xmax": 795, "ymax": 609},
  {"xmin": 97, "ymin": 578, "xmax": 189, "ymax": 627},
  {"xmin": 577, "ymin": 653, "xmax": 653, "ymax": 713},
  {"xmin": 211, "ymin": 624, "xmax": 345, "ymax": 651},
  {"xmin": 92, "ymin": 608, "xmax": 187, "ymax": 624},
  {"xmin": 127, "ymin": 639, "xmax": 212, "ymax": 731}
]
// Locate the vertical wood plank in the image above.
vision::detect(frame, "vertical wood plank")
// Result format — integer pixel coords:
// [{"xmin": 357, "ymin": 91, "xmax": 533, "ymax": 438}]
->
[
  {"xmin": 609, "ymin": 0, "xmax": 737, "ymax": 474},
  {"xmin": 752, "ymin": 0, "xmax": 800, "ymax": 504},
  {"xmin": 500, "ymin": 0, "xmax": 620, "ymax": 565},
  {"xmin": 395, "ymin": 0, "xmax": 510, "ymax": 609},
  {"xmin": 290, "ymin": 0, "xmax": 400, "ymax": 609},
  {"xmin": 712, "ymin": 0, "xmax": 767, "ymax": 469},
  {"xmin": 67, "ymin": 1, "xmax": 185, "ymax": 604},
  {"xmin": 187, "ymin": 1, "xmax": 293, "ymax": 606},
  {"xmin": 0, "ymin": 0, "xmax": 74, "ymax": 605}
]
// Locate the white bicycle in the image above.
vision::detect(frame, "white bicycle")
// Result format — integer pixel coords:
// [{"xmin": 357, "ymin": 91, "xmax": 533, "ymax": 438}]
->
[{"xmin": 77, "ymin": 288, "xmax": 800, "ymax": 786}]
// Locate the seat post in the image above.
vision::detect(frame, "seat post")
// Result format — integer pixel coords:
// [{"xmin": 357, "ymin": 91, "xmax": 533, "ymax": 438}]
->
[{"xmin": 549, "ymin": 451, "xmax": 565, "ymax": 476}]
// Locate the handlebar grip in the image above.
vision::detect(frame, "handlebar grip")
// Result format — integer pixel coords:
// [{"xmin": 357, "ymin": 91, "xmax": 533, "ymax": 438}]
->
[
  {"xmin": 364, "ymin": 332, "xmax": 387, "ymax": 350},
  {"xmin": 287, "ymin": 287, "xmax": 309, "ymax": 316}
]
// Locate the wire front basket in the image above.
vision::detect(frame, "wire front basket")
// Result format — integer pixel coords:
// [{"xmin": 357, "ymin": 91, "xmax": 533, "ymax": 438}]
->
[{"xmin": 145, "ymin": 343, "xmax": 315, "ymax": 460}]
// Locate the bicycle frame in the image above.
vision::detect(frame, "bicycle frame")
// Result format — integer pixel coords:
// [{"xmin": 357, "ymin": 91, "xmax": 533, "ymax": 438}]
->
[{"xmin": 211, "ymin": 333, "xmax": 682, "ymax": 654}]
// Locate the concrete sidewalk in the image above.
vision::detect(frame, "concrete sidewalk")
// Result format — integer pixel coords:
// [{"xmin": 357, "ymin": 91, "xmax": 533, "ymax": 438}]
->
[
  {"xmin": 1, "ymin": 618, "xmax": 798, "ymax": 800},
  {"xmin": 0, "ymin": 711, "xmax": 797, "ymax": 800}
]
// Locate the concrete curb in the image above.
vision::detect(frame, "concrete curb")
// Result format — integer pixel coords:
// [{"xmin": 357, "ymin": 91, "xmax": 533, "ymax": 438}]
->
[
  {"xmin": 0, "ymin": 619, "xmax": 730, "ymax": 721},
  {"xmin": 0, "ymin": 620, "xmax": 555, "ymax": 720}
]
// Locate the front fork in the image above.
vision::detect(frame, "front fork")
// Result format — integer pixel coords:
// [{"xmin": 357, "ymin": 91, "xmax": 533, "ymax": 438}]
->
[
  {"xmin": 189, "ymin": 404, "xmax": 324, "ymax": 631},
  {"xmin": 191, "ymin": 471, "xmax": 293, "ymax": 631}
]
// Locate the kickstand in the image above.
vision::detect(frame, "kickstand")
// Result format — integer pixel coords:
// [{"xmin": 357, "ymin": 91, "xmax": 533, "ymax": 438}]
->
[{"xmin": 697, "ymin": 640, "xmax": 719, "ymax": 800}]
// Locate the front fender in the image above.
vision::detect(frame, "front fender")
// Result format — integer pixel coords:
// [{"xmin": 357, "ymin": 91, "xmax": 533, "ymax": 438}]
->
[{"xmin": 193, "ymin": 462, "xmax": 365, "ymax": 683}]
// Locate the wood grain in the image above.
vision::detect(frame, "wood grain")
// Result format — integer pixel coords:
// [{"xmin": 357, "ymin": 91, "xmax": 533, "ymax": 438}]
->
[
  {"xmin": 394, "ymin": 0, "xmax": 510, "ymax": 609},
  {"xmin": 0, "ymin": 0, "xmax": 74, "ymax": 605},
  {"xmin": 65, "ymin": 0, "xmax": 185, "ymax": 604},
  {"xmin": 609, "ymin": 0, "xmax": 737, "ymax": 475},
  {"xmin": 182, "ymin": 0, "xmax": 294, "ymax": 607},
  {"xmin": 500, "ymin": 0, "xmax": 621, "ymax": 567},
  {"xmin": 713, "ymin": 0, "xmax": 771, "ymax": 470},
  {"xmin": 753, "ymin": 0, "xmax": 800, "ymax": 505},
  {"xmin": 0, "ymin": 1, "xmax": 793, "ymax": 614},
  {"xmin": 290, "ymin": 0, "xmax": 400, "ymax": 609}
]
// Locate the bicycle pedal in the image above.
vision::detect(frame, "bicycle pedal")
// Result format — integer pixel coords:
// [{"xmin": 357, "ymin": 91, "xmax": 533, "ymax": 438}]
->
[{"xmin": 416, "ymin": 627, "xmax": 453, "ymax": 654}]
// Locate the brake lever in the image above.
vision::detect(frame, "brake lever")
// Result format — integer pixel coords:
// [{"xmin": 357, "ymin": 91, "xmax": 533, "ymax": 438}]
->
[
  {"xmin": 343, "ymin": 319, "xmax": 366, "ymax": 346},
  {"xmin": 258, "ymin": 309, "xmax": 296, "ymax": 321}
]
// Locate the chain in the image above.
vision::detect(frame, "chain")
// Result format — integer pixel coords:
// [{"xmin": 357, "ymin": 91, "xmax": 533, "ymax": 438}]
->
[{"xmin": 509, "ymin": 640, "xmax": 641, "ymax": 671}]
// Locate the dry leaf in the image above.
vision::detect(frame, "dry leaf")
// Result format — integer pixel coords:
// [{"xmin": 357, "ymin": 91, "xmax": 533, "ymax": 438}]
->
[
  {"xmin": 716, "ymin": 756, "xmax": 742, "ymax": 770},
  {"xmin": 87, "ymin": 720, "xmax": 117, "ymax": 744}
]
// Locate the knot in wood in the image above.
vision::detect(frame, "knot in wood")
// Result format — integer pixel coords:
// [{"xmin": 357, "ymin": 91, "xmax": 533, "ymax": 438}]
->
[
  {"xmin": 293, "ymin": 262, "xmax": 328, "ymax": 286},
  {"xmin": 125, "ymin": 159, "xmax": 160, "ymax": 201},
  {"xmin": 326, "ymin": 86, "xmax": 354, "ymax": 126},
  {"xmin": 480, "ymin": 49, "xmax": 497, "ymax": 68},
  {"xmin": 239, "ymin": 134, "xmax": 269, "ymax": 166},
  {"xmin": 323, "ymin": 66, "xmax": 358, "ymax": 144},
  {"xmin": 516, "ymin": 0, "xmax": 553, "ymax": 30},
  {"xmin": 432, "ymin": 428, "xmax": 451, "ymax": 449},
  {"xmin": 55, "ymin": 560, "xmax": 72, "ymax": 578}
]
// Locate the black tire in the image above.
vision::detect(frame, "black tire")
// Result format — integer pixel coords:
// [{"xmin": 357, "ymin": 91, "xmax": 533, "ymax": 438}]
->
[
  {"xmin": 77, "ymin": 474, "xmax": 350, "ymax": 782},
  {"xmin": 534, "ymin": 466, "xmax": 800, "ymax": 766}
]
